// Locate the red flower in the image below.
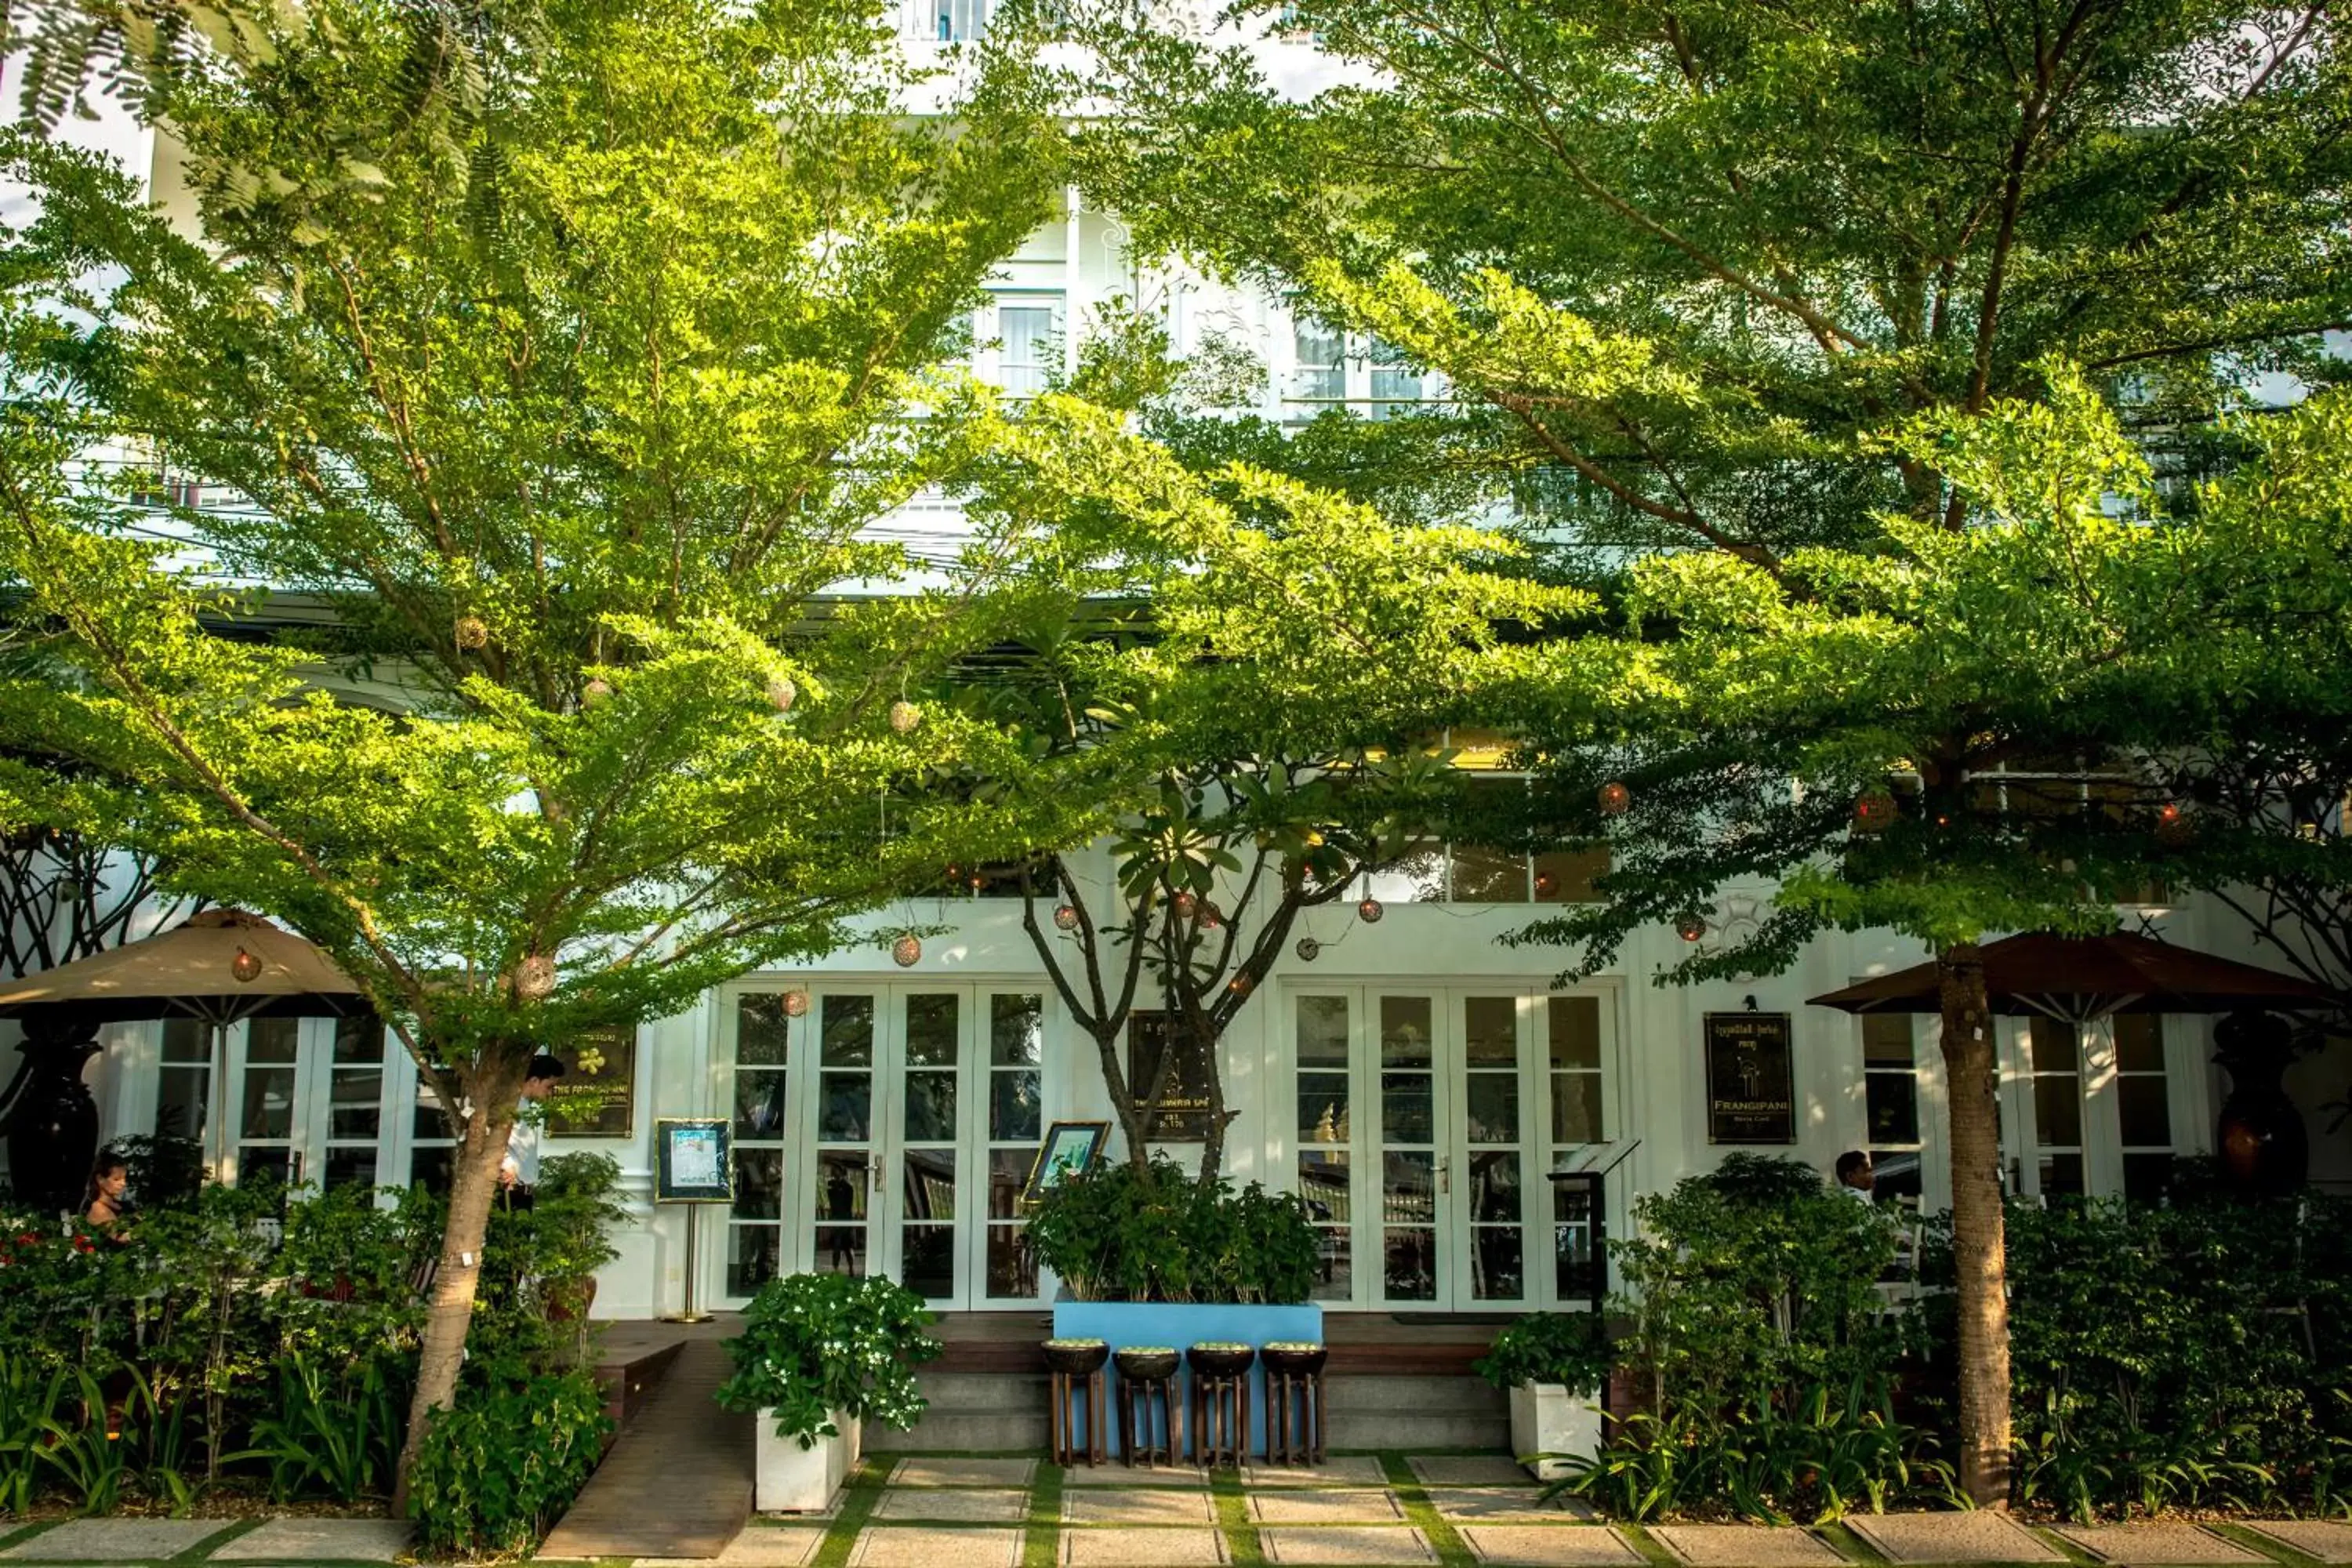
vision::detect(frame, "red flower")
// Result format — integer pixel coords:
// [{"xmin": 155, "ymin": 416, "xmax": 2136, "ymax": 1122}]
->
[
  {"xmin": 13, "ymin": 1232, "xmax": 38, "ymax": 1247},
  {"xmin": 71, "ymin": 1235, "xmax": 96, "ymax": 1254}
]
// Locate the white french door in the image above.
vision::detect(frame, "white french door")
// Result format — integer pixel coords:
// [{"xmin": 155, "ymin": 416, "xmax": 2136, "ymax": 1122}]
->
[
  {"xmin": 1286, "ymin": 985, "xmax": 1617, "ymax": 1312},
  {"xmin": 721, "ymin": 982, "xmax": 1049, "ymax": 1308},
  {"xmin": 221, "ymin": 1014, "xmax": 394, "ymax": 1191},
  {"xmin": 1998, "ymin": 1012, "xmax": 2200, "ymax": 1203}
]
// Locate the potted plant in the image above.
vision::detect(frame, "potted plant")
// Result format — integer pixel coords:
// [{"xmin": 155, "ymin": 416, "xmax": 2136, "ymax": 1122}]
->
[
  {"xmin": 1474, "ymin": 1312, "xmax": 1611, "ymax": 1480},
  {"xmin": 715, "ymin": 1272, "xmax": 942, "ymax": 1512}
]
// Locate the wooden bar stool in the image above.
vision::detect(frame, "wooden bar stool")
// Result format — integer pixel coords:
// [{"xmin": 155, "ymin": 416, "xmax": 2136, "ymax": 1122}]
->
[
  {"xmin": 1044, "ymin": 1338, "xmax": 1110, "ymax": 1468},
  {"xmin": 1186, "ymin": 1342, "xmax": 1255, "ymax": 1468},
  {"xmin": 1261, "ymin": 1341, "xmax": 1327, "ymax": 1466},
  {"xmin": 1113, "ymin": 1345, "xmax": 1181, "ymax": 1466}
]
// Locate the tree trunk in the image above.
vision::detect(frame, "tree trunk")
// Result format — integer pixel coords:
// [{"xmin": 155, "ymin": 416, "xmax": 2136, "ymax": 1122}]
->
[
  {"xmin": 390, "ymin": 1058, "xmax": 523, "ymax": 1512},
  {"xmin": 1936, "ymin": 943, "xmax": 2012, "ymax": 1508}
]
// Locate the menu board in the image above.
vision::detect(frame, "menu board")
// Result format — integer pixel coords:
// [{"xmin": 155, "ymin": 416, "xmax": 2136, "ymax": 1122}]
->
[
  {"xmin": 1704, "ymin": 1011, "xmax": 1796, "ymax": 1145},
  {"xmin": 1127, "ymin": 1011, "xmax": 1214, "ymax": 1141},
  {"xmin": 655, "ymin": 1118, "xmax": 733, "ymax": 1202}
]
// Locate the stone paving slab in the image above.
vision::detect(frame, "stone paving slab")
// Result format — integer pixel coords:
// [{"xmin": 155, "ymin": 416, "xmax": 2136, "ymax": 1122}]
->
[
  {"xmin": 2245, "ymin": 1523, "xmax": 2352, "ymax": 1564},
  {"xmin": 1425, "ymin": 1487, "xmax": 1595, "ymax": 1523},
  {"xmin": 872, "ymin": 1487, "xmax": 1030, "ymax": 1523},
  {"xmin": 635, "ymin": 1525, "xmax": 826, "ymax": 1568},
  {"xmin": 1846, "ymin": 1513, "xmax": 2066, "ymax": 1565},
  {"xmin": 1459, "ymin": 1527, "xmax": 1645, "ymax": 1568},
  {"xmin": 2052, "ymin": 1525, "xmax": 2266, "ymax": 1566},
  {"xmin": 1063, "ymin": 1488, "xmax": 1218, "ymax": 1525},
  {"xmin": 1261, "ymin": 1525, "xmax": 1436, "ymax": 1565},
  {"xmin": 1062, "ymin": 1525, "xmax": 1229, "ymax": 1566},
  {"xmin": 1245, "ymin": 1457, "xmax": 1392, "ymax": 1487},
  {"xmin": 1250, "ymin": 1486, "xmax": 1409, "ymax": 1523},
  {"xmin": 213, "ymin": 1519, "xmax": 416, "ymax": 1562},
  {"xmin": 1061, "ymin": 1464, "xmax": 1210, "ymax": 1488},
  {"xmin": 1650, "ymin": 1524, "xmax": 1846, "ymax": 1566},
  {"xmin": 889, "ymin": 1458, "xmax": 1038, "ymax": 1489},
  {"xmin": 1, "ymin": 1519, "xmax": 231, "ymax": 1561},
  {"xmin": 849, "ymin": 1526, "xmax": 1025, "ymax": 1568},
  {"xmin": 1410, "ymin": 1456, "xmax": 1538, "ymax": 1487}
]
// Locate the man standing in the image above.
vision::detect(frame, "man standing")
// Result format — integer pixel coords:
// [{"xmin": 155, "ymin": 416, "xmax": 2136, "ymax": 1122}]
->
[
  {"xmin": 1834, "ymin": 1149, "xmax": 1876, "ymax": 1203},
  {"xmin": 500, "ymin": 1054, "xmax": 567, "ymax": 1210}
]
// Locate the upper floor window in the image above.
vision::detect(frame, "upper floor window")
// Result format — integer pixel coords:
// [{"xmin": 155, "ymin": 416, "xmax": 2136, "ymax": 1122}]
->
[
  {"xmin": 1362, "ymin": 771, "xmax": 1609, "ymax": 906},
  {"xmin": 1283, "ymin": 309, "xmax": 1436, "ymax": 422},
  {"xmin": 980, "ymin": 294, "xmax": 1061, "ymax": 400},
  {"xmin": 1290, "ymin": 317, "xmax": 1346, "ymax": 408}
]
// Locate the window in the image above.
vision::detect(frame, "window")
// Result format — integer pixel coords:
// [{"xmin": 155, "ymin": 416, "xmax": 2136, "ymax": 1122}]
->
[
  {"xmin": 1369, "ymin": 361, "xmax": 1424, "ymax": 420},
  {"xmin": 995, "ymin": 298, "xmax": 1059, "ymax": 398},
  {"xmin": 1287, "ymin": 316, "xmax": 1345, "ymax": 413},
  {"xmin": 1548, "ymin": 996, "xmax": 1604, "ymax": 1146},
  {"xmin": 985, "ymin": 995, "xmax": 1044, "ymax": 1299},
  {"xmin": 321, "ymin": 1016, "xmax": 387, "ymax": 1191},
  {"xmin": 156, "ymin": 1018, "xmax": 211, "ymax": 1148},
  {"xmin": 728, "ymin": 991, "xmax": 792, "ymax": 1298},
  {"xmin": 2114, "ymin": 1014, "xmax": 2173, "ymax": 1202},
  {"xmin": 2027, "ymin": 1016, "xmax": 2085, "ymax": 1197},
  {"xmin": 1361, "ymin": 767, "xmax": 1609, "ymax": 907},
  {"xmin": 1861, "ymin": 1014, "xmax": 1925, "ymax": 1203},
  {"xmin": 1294, "ymin": 994, "xmax": 1353, "ymax": 1301}
]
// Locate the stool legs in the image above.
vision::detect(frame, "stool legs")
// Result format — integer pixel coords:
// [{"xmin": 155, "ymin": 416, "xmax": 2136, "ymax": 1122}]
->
[
  {"xmin": 1262, "ymin": 1370, "xmax": 1325, "ymax": 1465},
  {"xmin": 1118, "ymin": 1373, "xmax": 1179, "ymax": 1465},
  {"xmin": 1051, "ymin": 1369, "xmax": 1108, "ymax": 1468}
]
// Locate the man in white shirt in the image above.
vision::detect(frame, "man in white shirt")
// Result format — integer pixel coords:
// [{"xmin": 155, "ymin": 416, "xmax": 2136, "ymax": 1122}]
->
[
  {"xmin": 1834, "ymin": 1149, "xmax": 1876, "ymax": 1203},
  {"xmin": 499, "ymin": 1054, "xmax": 567, "ymax": 1210}
]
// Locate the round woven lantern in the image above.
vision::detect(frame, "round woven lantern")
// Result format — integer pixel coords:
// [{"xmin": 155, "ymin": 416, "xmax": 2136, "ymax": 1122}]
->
[
  {"xmin": 889, "ymin": 700, "xmax": 922, "ymax": 734},
  {"xmin": 1598, "ymin": 780, "xmax": 1632, "ymax": 815},
  {"xmin": 891, "ymin": 934, "xmax": 922, "ymax": 967}
]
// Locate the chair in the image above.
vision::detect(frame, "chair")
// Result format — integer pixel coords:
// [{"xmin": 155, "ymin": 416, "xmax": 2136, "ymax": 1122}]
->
[
  {"xmin": 1186, "ymin": 1341, "xmax": 1254, "ymax": 1468},
  {"xmin": 1113, "ymin": 1345, "xmax": 1181, "ymax": 1466},
  {"xmin": 1260, "ymin": 1341, "xmax": 1327, "ymax": 1465},
  {"xmin": 1043, "ymin": 1338, "xmax": 1109, "ymax": 1467}
]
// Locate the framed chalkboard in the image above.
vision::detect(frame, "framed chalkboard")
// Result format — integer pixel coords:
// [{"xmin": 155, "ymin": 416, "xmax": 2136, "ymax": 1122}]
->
[
  {"xmin": 1704, "ymin": 1012, "xmax": 1796, "ymax": 1145},
  {"xmin": 654, "ymin": 1117, "xmax": 734, "ymax": 1203}
]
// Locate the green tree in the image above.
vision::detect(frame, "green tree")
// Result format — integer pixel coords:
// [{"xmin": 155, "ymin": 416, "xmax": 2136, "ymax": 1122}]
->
[
  {"xmin": 0, "ymin": 0, "xmax": 1127, "ymax": 1497},
  {"xmin": 1063, "ymin": 0, "xmax": 2352, "ymax": 1501}
]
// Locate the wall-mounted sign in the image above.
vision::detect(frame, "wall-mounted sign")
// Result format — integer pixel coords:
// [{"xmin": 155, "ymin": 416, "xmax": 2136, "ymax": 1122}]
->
[
  {"xmin": 1127, "ymin": 1011, "xmax": 1214, "ymax": 1142},
  {"xmin": 546, "ymin": 1024, "xmax": 636, "ymax": 1138},
  {"xmin": 1704, "ymin": 1011, "xmax": 1796, "ymax": 1145},
  {"xmin": 654, "ymin": 1117, "xmax": 733, "ymax": 1203}
]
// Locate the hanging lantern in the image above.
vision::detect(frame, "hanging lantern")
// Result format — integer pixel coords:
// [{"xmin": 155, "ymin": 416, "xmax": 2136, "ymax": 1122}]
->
[
  {"xmin": 889, "ymin": 700, "xmax": 922, "ymax": 734},
  {"xmin": 1598, "ymin": 781, "xmax": 1632, "ymax": 816},
  {"xmin": 2156, "ymin": 802, "xmax": 2194, "ymax": 845},
  {"xmin": 516, "ymin": 953, "xmax": 557, "ymax": 1000},
  {"xmin": 1675, "ymin": 913, "xmax": 1708, "ymax": 942},
  {"xmin": 454, "ymin": 615, "xmax": 488, "ymax": 651},
  {"xmin": 1172, "ymin": 891, "xmax": 1199, "ymax": 920},
  {"xmin": 1357, "ymin": 897, "xmax": 1384, "ymax": 924},
  {"xmin": 1200, "ymin": 903, "xmax": 1222, "ymax": 930},
  {"xmin": 1295, "ymin": 938, "xmax": 1322, "ymax": 962},
  {"xmin": 767, "ymin": 675, "xmax": 797, "ymax": 713},
  {"xmin": 1053, "ymin": 904, "xmax": 1080, "ymax": 931},
  {"xmin": 230, "ymin": 946, "xmax": 263, "ymax": 984},
  {"xmin": 1534, "ymin": 870, "xmax": 1558, "ymax": 898},
  {"xmin": 891, "ymin": 933, "xmax": 922, "ymax": 967},
  {"xmin": 1853, "ymin": 790, "xmax": 1897, "ymax": 833},
  {"xmin": 1228, "ymin": 972, "xmax": 1254, "ymax": 996},
  {"xmin": 583, "ymin": 677, "xmax": 613, "ymax": 707},
  {"xmin": 782, "ymin": 989, "xmax": 811, "ymax": 1018}
]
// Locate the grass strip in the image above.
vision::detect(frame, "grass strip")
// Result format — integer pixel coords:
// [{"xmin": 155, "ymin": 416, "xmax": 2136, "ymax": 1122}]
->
[
  {"xmin": 810, "ymin": 1453, "xmax": 893, "ymax": 1568},
  {"xmin": 1212, "ymin": 1465, "xmax": 1266, "ymax": 1567},
  {"xmin": 1025, "ymin": 1463, "xmax": 1065, "ymax": 1568},
  {"xmin": 1381, "ymin": 1450, "xmax": 1480, "ymax": 1568}
]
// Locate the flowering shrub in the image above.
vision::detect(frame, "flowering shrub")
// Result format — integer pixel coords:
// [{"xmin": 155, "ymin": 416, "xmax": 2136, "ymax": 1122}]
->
[{"xmin": 714, "ymin": 1272, "xmax": 942, "ymax": 1446}]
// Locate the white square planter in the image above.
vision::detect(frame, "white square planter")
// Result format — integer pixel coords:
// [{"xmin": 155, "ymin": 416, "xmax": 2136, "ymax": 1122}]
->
[
  {"xmin": 754, "ymin": 1406, "xmax": 854, "ymax": 1512},
  {"xmin": 1508, "ymin": 1381, "xmax": 1602, "ymax": 1482}
]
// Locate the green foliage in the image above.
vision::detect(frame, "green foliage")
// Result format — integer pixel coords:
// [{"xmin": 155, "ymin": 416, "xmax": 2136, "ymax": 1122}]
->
[
  {"xmin": 1024, "ymin": 1153, "xmax": 1319, "ymax": 1303},
  {"xmin": 1473, "ymin": 1312, "xmax": 1611, "ymax": 1398},
  {"xmin": 403, "ymin": 1370, "xmax": 609, "ymax": 1559},
  {"xmin": 2002, "ymin": 1192, "xmax": 2352, "ymax": 1519},
  {"xmin": 1552, "ymin": 1381, "xmax": 1956, "ymax": 1525},
  {"xmin": 234, "ymin": 1352, "xmax": 408, "ymax": 1505},
  {"xmin": 714, "ymin": 1272, "xmax": 943, "ymax": 1446}
]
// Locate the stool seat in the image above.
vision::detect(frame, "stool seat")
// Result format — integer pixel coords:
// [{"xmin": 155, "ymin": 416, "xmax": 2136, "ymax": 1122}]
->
[
  {"xmin": 1262, "ymin": 1340, "xmax": 1327, "ymax": 1466},
  {"xmin": 1187, "ymin": 1342, "xmax": 1256, "ymax": 1468},
  {"xmin": 1114, "ymin": 1346, "xmax": 1182, "ymax": 1466},
  {"xmin": 1046, "ymin": 1340, "xmax": 1109, "ymax": 1467}
]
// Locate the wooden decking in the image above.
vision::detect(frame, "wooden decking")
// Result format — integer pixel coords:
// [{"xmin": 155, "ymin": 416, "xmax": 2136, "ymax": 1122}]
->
[{"xmin": 540, "ymin": 1328, "xmax": 750, "ymax": 1561}]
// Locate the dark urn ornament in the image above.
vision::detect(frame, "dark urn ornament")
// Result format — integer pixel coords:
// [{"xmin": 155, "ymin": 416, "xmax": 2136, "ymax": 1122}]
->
[
  {"xmin": 2213, "ymin": 1009, "xmax": 2309, "ymax": 1199},
  {"xmin": 0, "ymin": 1011, "xmax": 105, "ymax": 1218}
]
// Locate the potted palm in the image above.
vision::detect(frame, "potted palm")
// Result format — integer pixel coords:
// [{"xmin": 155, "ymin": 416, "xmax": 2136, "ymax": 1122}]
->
[
  {"xmin": 1473, "ymin": 1312, "xmax": 1611, "ymax": 1481},
  {"xmin": 715, "ymin": 1272, "xmax": 942, "ymax": 1512}
]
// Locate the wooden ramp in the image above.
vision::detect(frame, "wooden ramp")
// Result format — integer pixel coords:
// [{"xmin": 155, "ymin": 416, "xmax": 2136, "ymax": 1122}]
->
[{"xmin": 542, "ymin": 1335, "xmax": 751, "ymax": 1561}]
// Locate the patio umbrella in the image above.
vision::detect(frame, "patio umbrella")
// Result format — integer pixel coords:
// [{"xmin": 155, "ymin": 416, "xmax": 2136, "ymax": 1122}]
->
[
  {"xmin": 1808, "ymin": 930, "xmax": 2336, "ymax": 1025},
  {"xmin": 0, "ymin": 909, "xmax": 367, "ymax": 1182}
]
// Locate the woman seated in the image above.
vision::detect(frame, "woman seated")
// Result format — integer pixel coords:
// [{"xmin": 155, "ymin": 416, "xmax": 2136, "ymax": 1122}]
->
[{"xmin": 84, "ymin": 1148, "xmax": 136, "ymax": 1236}]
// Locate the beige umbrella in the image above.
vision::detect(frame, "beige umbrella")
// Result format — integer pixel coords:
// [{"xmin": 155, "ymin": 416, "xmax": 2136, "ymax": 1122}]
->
[{"xmin": 0, "ymin": 909, "xmax": 367, "ymax": 1179}]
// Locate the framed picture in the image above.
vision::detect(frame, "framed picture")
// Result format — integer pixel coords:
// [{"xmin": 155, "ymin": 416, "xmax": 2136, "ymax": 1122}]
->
[
  {"xmin": 1021, "ymin": 1120, "xmax": 1109, "ymax": 1207},
  {"xmin": 546, "ymin": 1024, "xmax": 636, "ymax": 1138},
  {"xmin": 1704, "ymin": 1011, "xmax": 1797, "ymax": 1145},
  {"xmin": 654, "ymin": 1117, "xmax": 734, "ymax": 1203}
]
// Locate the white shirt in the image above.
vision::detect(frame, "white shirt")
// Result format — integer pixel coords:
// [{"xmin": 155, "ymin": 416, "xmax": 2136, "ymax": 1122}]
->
[
  {"xmin": 1842, "ymin": 1181, "xmax": 1875, "ymax": 1203},
  {"xmin": 503, "ymin": 1111, "xmax": 541, "ymax": 1187}
]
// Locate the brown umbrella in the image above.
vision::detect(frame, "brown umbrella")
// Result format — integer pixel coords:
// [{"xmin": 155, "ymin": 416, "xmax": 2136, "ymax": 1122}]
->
[
  {"xmin": 1809, "ymin": 930, "xmax": 2338, "ymax": 1024},
  {"xmin": 0, "ymin": 909, "xmax": 367, "ymax": 1178}
]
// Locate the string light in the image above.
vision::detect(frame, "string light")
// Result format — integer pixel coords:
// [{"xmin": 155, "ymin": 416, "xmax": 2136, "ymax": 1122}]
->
[
  {"xmin": 1598, "ymin": 781, "xmax": 1631, "ymax": 815},
  {"xmin": 1053, "ymin": 905, "xmax": 1080, "ymax": 931},
  {"xmin": 516, "ymin": 953, "xmax": 556, "ymax": 1000},
  {"xmin": 889, "ymin": 701, "xmax": 922, "ymax": 734},
  {"xmin": 1675, "ymin": 913, "xmax": 1708, "ymax": 942},
  {"xmin": 230, "ymin": 947, "xmax": 263, "ymax": 983},
  {"xmin": 768, "ymin": 676, "xmax": 797, "ymax": 713},
  {"xmin": 1357, "ymin": 898, "xmax": 1384, "ymax": 924},
  {"xmin": 891, "ymin": 934, "xmax": 922, "ymax": 967},
  {"xmin": 454, "ymin": 615, "xmax": 488, "ymax": 651},
  {"xmin": 782, "ymin": 990, "xmax": 811, "ymax": 1018}
]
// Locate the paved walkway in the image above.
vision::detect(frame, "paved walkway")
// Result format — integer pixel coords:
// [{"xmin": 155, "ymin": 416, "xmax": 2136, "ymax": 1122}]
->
[{"xmin": 5, "ymin": 1466, "xmax": 2350, "ymax": 1566}]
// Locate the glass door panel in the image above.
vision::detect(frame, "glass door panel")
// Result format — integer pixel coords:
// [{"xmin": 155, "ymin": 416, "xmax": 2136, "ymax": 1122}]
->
[
  {"xmin": 233, "ymin": 1018, "xmax": 303, "ymax": 1186},
  {"xmin": 1294, "ymin": 994, "xmax": 1354, "ymax": 1301},
  {"xmin": 813, "ymin": 994, "xmax": 877, "ymax": 1278},
  {"xmin": 1458, "ymin": 996, "xmax": 1528, "ymax": 1304},
  {"xmin": 982, "ymin": 993, "xmax": 1044, "ymax": 1302},
  {"xmin": 320, "ymin": 1016, "xmax": 387, "ymax": 1190},
  {"xmin": 896, "ymin": 993, "xmax": 960, "ymax": 1301},
  {"xmin": 728, "ymin": 992, "xmax": 793, "ymax": 1298},
  {"xmin": 1377, "ymin": 994, "xmax": 1441, "ymax": 1304}
]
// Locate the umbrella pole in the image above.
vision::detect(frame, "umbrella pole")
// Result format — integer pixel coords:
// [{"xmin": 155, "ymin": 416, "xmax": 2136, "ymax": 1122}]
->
[{"xmin": 208, "ymin": 1018, "xmax": 229, "ymax": 1185}]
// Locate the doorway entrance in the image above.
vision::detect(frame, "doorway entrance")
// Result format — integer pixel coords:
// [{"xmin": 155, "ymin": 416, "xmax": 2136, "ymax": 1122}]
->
[
  {"xmin": 1286, "ymin": 985, "xmax": 1616, "ymax": 1311},
  {"xmin": 220, "ymin": 1014, "xmax": 394, "ymax": 1190},
  {"xmin": 721, "ymin": 982, "xmax": 1051, "ymax": 1308}
]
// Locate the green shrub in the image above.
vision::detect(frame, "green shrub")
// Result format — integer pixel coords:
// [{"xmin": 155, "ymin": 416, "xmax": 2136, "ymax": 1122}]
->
[
  {"xmin": 1475, "ymin": 1312, "xmax": 1612, "ymax": 1396},
  {"xmin": 405, "ymin": 1371, "xmax": 609, "ymax": 1559},
  {"xmin": 715, "ymin": 1272, "xmax": 942, "ymax": 1446},
  {"xmin": 1025, "ymin": 1154, "xmax": 1318, "ymax": 1303}
]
